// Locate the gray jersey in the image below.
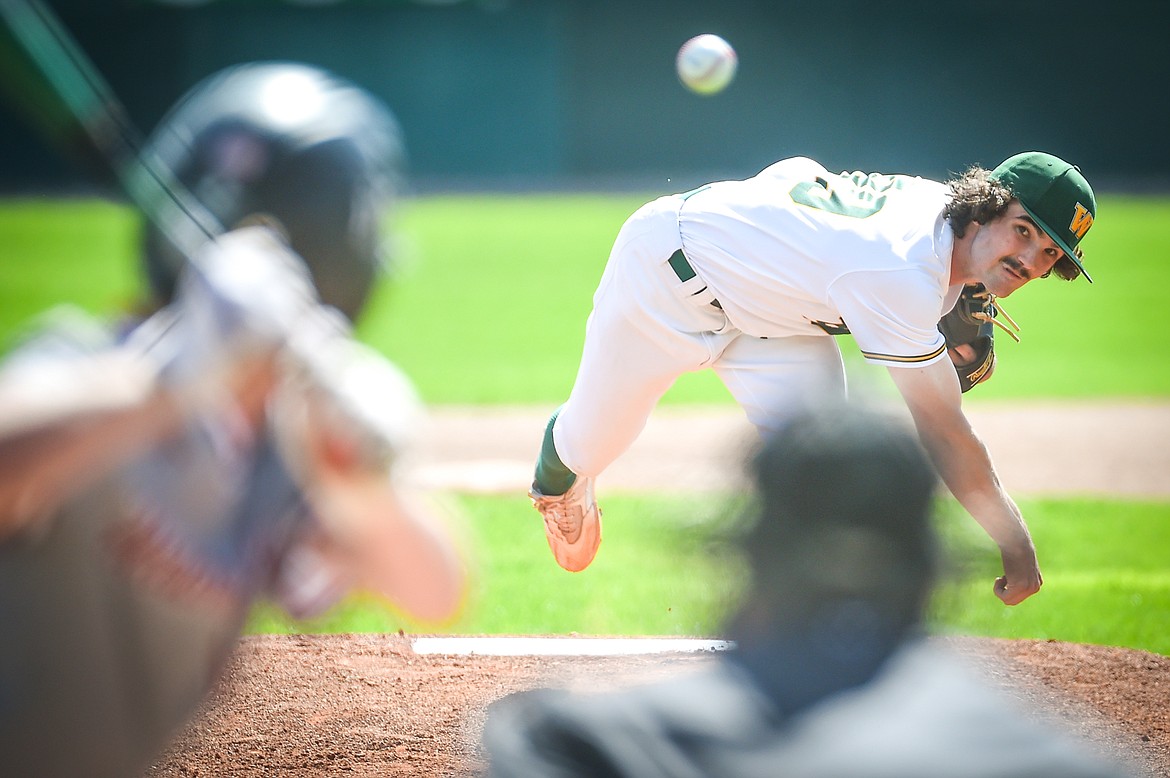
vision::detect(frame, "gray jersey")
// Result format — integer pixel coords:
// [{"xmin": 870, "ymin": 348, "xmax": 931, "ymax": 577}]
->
[
  {"xmin": 0, "ymin": 310, "xmax": 309, "ymax": 778},
  {"xmin": 484, "ymin": 640, "xmax": 1137, "ymax": 778}
]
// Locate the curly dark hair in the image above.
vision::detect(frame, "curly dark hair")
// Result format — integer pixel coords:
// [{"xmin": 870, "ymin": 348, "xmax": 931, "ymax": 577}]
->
[{"xmin": 944, "ymin": 165, "xmax": 1081, "ymax": 281}]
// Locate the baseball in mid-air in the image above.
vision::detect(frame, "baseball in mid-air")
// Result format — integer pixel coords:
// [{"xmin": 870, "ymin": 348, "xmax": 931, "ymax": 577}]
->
[{"xmin": 676, "ymin": 33, "xmax": 737, "ymax": 95}]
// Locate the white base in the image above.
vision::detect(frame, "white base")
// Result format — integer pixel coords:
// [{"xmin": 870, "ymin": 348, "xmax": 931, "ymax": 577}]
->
[{"xmin": 411, "ymin": 636, "xmax": 733, "ymax": 656}]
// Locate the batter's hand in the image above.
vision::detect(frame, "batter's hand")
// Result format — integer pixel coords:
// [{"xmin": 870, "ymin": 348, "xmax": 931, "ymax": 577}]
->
[
  {"xmin": 994, "ymin": 543, "xmax": 1043, "ymax": 605},
  {"xmin": 163, "ymin": 225, "xmax": 318, "ymax": 412},
  {"xmin": 270, "ymin": 334, "xmax": 465, "ymax": 622},
  {"xmin": 276, "ymin": 320, "xmax": 423, "ymax": 482}
]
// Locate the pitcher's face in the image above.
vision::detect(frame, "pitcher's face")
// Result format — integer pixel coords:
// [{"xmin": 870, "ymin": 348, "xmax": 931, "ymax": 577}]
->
[{"xmin": 967, "ymin": 201, "xmax": 1064, "ymax": 297}]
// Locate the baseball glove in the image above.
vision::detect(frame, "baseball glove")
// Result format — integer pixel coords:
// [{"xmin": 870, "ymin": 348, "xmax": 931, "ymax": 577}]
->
[{"xmin": 939, "ymin": 283, "xmax": 1020, "ymax": 393}]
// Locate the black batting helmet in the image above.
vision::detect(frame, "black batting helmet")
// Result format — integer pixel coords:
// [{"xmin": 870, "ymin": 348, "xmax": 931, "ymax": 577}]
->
[{"xmin": 141, "ymin": 61, "xmax": 405, "ymax": 321}]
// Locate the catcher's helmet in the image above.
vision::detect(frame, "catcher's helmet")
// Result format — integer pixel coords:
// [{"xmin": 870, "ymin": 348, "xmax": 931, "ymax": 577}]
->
[{"xmin": 141, "ymin": 62, "xmax": 405, "ymax": 320}]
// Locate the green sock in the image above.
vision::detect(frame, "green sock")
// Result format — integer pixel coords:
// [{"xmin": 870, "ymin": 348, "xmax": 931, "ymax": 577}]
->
[{"xmin": 533, "ymin": 406, "xmax": 577, "ymax": 496}]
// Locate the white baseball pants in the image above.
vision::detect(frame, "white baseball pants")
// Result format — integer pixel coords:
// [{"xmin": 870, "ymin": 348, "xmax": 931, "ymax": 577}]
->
[{"xmin": 553, "ymin": 194, "xmax": 847, "ymax": 479}]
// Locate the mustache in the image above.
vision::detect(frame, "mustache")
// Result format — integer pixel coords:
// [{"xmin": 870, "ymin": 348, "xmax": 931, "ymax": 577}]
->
[{"xmin": 1001, "ymin": 257, "xmax": 1031, "ymax": 280}]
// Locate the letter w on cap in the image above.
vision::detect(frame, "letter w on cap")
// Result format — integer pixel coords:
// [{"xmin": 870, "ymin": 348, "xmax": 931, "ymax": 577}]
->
[{"xmin": 1069, "ymin": 203, "xmax": 1094, "ymax": 239}]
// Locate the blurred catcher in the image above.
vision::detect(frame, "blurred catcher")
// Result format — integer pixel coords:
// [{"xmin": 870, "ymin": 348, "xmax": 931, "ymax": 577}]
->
[
  {"xmin": 487, "ymin": 400, "xmax": 1135, "ymax": 778},
  {"xmin": 0, "ymin": 62, "xmax": 466, "ymax": 778}
]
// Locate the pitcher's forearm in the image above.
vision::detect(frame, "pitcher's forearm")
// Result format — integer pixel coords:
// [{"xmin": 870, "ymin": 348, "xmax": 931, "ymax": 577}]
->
[{"xmin": 910, "ymin": 411, "xmax": 1033, "ymax": 550}]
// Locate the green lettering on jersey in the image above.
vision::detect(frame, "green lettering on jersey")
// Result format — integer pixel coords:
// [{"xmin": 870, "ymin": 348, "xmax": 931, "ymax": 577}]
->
[{"xmin": 789, "ymin": 172, "xmax": 906, "ymax": 218}]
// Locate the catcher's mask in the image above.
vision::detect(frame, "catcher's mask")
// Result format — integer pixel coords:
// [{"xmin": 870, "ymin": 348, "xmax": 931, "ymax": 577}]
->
[{"xmin": 142, "ymin": 62, "xmax": 405, "ymax": 321}]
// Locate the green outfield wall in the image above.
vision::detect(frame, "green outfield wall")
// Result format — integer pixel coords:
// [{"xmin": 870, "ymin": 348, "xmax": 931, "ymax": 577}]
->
[{"xmin": 2, "ymin": 0, "xmax": 1166, "ymax": 191}]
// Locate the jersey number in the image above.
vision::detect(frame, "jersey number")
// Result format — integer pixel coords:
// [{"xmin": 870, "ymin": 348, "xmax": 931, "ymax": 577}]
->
[{"xmin": 789, "ymin": 172, "xmax": 903, "ymax": 219}]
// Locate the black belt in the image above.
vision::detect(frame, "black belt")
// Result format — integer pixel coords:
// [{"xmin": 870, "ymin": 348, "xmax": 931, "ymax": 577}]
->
[{"xmin": 668, "ymin": 249, "xmax": 722, "ymax": 310}]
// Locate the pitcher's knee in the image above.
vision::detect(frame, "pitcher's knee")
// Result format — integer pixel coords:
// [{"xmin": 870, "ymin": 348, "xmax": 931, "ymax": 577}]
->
[{"xmin": 553, "ymin": 424, "xmax": 620, "ymax": 480}]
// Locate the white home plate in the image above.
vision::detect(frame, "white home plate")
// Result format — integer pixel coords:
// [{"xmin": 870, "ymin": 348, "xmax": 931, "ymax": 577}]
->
[{"xmin": 411, "ymin": 636, "xmax": 734, "ymax": 656}]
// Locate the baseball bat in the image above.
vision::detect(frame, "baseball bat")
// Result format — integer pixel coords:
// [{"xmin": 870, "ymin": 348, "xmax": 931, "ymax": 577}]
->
[{"xmin": 0, "ymin": 0, "xmax": 222, "ymax": 270}]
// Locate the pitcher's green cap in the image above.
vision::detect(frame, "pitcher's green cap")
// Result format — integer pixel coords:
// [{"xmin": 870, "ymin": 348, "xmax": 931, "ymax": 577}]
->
[{"xmin": 991, "ymin": 152, "xmax": 1097, "ymax": 283}]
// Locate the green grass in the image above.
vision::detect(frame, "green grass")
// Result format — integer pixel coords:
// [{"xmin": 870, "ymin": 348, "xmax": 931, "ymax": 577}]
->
[
  {"xmin": 249, "ymin": 494, "xmax": 1170, "ymax": 657},
  {"xmin": 929, "ymin": 498, "xmax": 1170, "ymax": 654},
  {"xmin": 4, "ymin": 193, "xmax": 1167, "ymax": 402},
  {"xmin": 359, "ymin": 193, "xmax": 651, "ymax": 403},
  {"xmin": 0, "ymin": 198, "xmax": 141, "ymax": 341},
  {"xmin": 2, "ymin": 195, "xmax": 1167, "ymax": 654},
  {"xmin": 248, "ymin": 492, "xmax": 751, "ymax": 637}
]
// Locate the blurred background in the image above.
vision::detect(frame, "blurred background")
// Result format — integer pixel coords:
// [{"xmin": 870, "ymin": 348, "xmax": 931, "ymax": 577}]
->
[
  {"xmin": 1, "ymin": 0, "xmax": 1168, "ymax": 656},
  {"xmin": 2, "ymin": 0, "xmax": 1167, "ymax": 194}
]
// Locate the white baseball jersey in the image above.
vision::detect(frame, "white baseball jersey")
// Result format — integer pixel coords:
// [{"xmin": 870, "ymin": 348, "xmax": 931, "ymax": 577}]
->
[{"xmin": 678, "ymin": 156, "xmax": 963, "ymax": 367}]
